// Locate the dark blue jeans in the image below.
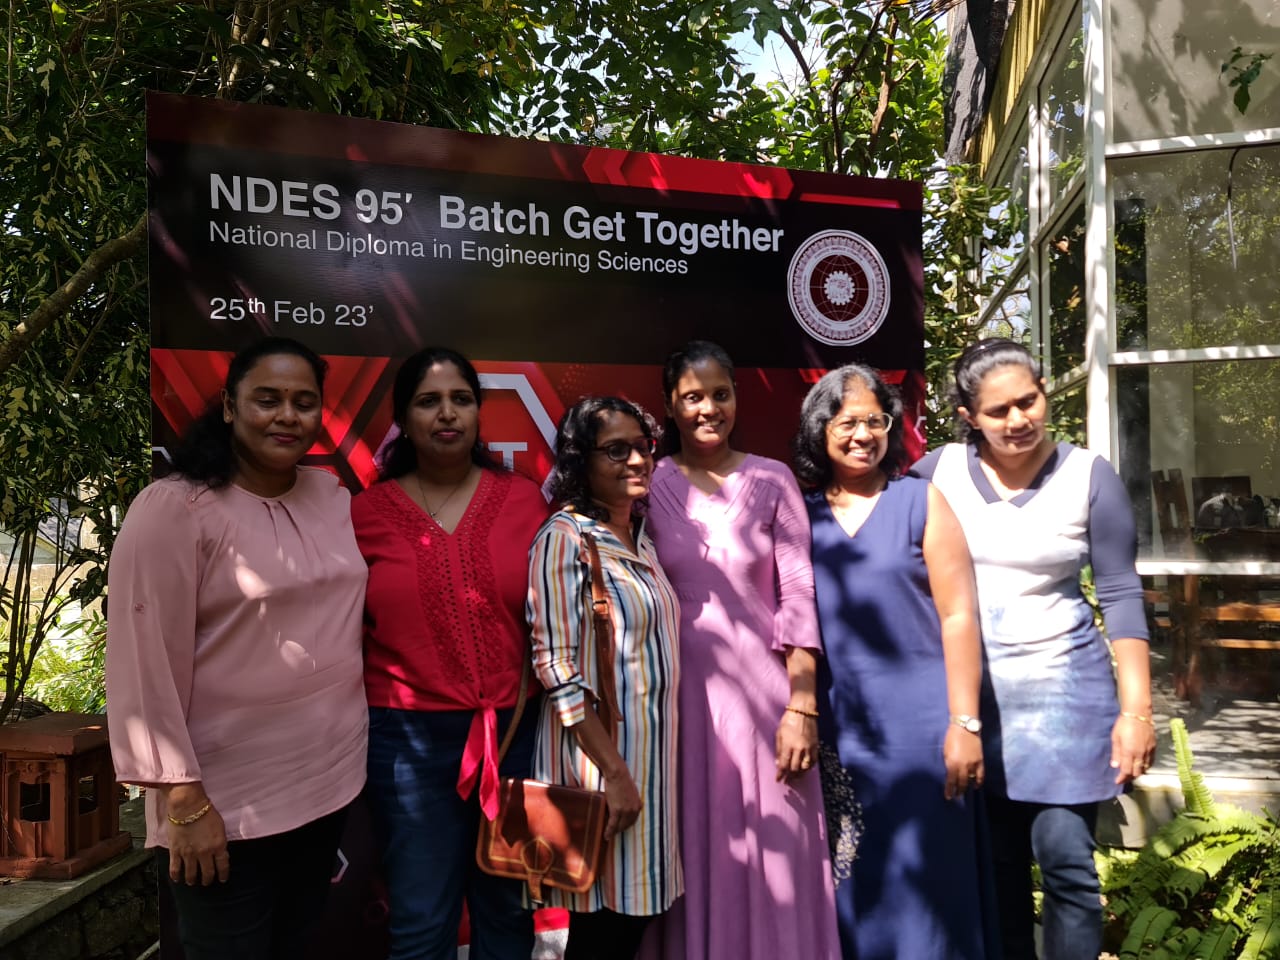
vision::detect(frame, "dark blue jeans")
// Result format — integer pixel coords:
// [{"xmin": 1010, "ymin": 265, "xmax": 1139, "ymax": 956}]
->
[
  {"xmin": 365, "ymin": 704, "xmax": 537, "ymax": 960},
  {"xmin": 985, "ymin": 795, "xmax": 1101, "ymax": 960},
  {"xmin": 161, "ymin": 805, "xmax": 348, "ymax": 960}
]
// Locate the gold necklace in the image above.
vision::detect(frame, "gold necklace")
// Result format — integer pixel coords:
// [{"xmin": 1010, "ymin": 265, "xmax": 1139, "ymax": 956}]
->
[{"xmin": 416, "ymin": 468, "xmax": 470, "ymax": 520}]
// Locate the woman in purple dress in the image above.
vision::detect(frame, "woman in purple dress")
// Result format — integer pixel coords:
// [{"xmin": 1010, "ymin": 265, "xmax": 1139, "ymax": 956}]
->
[
  {"xmin": 797, "ymin": 363, "xmax": 995, "ymax": 960},
  {"xmin": 643, "ymin": 341, "xmax": 841, "ymax": 960}
]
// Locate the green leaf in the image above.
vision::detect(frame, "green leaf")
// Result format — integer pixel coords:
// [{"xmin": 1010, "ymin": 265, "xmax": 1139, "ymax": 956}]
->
[
  {"xmin": 1189, "ymin": 923, "xmax": 1239, "ymax": 960},
  {"xmin": 1233, "ymin": 84, "xmax": 1252, "ymax": 114}
]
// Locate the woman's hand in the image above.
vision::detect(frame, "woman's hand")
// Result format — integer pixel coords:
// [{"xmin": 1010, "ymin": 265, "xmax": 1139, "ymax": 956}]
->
[
  {"xmin": 602, "ymin": 767, "xmax": 643, "ymax": 841},
  {"xmin": 1111, "ymin": 712, "xmax": 1157, "ymax": 784},
  {"xmin": 1110, "ymin": 639, "xmax": 1157, "ymax": 784},
  {"xmin": 163, "ymin": 784, "xmax": 230, "ymax": 885},
  {"xmin": 943, "ymin": 726, "xmax": 984, "ymax": 800},
  {"xmin": 775, "ymin": 710, "xmax": 819, "ymax": 783}
]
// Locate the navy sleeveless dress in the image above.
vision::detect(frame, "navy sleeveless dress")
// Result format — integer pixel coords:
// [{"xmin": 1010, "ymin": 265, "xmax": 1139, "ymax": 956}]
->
[{"xmin": 807, "ymin": 476, "xmax": 996, "ymax": 960}]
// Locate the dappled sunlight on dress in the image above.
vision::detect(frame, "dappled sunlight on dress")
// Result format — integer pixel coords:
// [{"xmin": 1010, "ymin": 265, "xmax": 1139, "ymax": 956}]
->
[
  {"xmin": 106, "ymin": 468, "xmax": 368, "ymax": 848},
  {"xmin": 808, "ymin": 476, "xmax": 997, "ymax": 960},
  {"xmin": 644, "ymin": 455, "xmax": 840, "ymax": 960}
]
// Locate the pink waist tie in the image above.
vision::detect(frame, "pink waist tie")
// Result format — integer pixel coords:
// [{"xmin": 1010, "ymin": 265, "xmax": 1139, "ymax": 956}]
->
[{"xmin": 456, "ymin": 703, "xmax": 502, "ymax": 820}]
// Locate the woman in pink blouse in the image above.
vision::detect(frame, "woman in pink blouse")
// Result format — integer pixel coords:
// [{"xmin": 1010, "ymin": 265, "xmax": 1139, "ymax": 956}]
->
[
  {"xmin": 352, "ymin": 347, "xmax": 549, "ymax": 960},
  {"xmin": 107, "ymin": 337, "xmax": 369, "ymax": 959}
]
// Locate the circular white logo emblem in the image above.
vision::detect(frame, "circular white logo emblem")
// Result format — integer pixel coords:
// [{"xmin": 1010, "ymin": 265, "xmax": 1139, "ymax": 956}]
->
[{"xmin": 787, "ymin": 230, "xmax": 891, "ymax": 346}]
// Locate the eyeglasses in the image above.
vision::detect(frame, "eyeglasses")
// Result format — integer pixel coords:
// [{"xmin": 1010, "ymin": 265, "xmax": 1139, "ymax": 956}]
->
[
  {"xmin": 594, "ymin": 437, "xmax": 658, "ymax": 462},
  {"xmin": 828, "ymin": 413, "xmax": 893, "ymax": 438}
]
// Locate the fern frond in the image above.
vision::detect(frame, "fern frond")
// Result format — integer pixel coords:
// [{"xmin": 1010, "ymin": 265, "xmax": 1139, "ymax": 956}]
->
[
  {"xmin": 1111, "ymin": 815, "xmax": 1277, "ymax": 924},
  {"xmin": 1163, "ymin": 925, "xmax": 1203, "ymax": 958},
  {"xmin": 1189, "ymin": 922, "xmax": 1241, "ymax": 960},
  {"xmin": 1171, "ymin": 718, "xmax": 1216, "ymax": 815},
  {"xmin": 1115, "ymin": 810, "xmax": 1264, "ymax": 908},
  {"xmin": 1120, "ymin": 905, "xmax": 1180, "ymax": 958},
  {"xmin": 1161, "ymin": 864, "xmax": 1211, "ymax": 910},
  {"xmin": 1150, "ymin": 809, "xmax": 1263, "ymax": 860},
  {"xmin": 1216, "ymin": 878, "xmax": 1251, "ymax": 929},
  {"xmin": 1197, "ymin": 835, "xmax": 1270, "ymax": 881},
  {"xmin": 1109, "ymin": 722, "xmax": 1280, "ymax": 956},
  {"xmin": 1240, "ymin": 886, "xmax": 1280, "ymax": 960}
]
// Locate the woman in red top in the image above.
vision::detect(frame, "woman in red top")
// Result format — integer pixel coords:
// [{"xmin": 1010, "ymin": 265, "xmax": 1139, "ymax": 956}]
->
[{"xmin": 352, "ymin": 347, "xmax": 549, "ymax": 960}]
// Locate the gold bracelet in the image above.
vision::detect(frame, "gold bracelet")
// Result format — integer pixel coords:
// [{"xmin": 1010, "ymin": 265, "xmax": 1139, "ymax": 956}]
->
[
  {"xmin": 1120, "ymin": 711, "xmax": 1154, "ymax": 726},
  {"xmin": 167, "ymin": 800, "xmax": 212, "ymax": 826},
  {"xmin": 784, "ymin": 705, "xmax": 820, "ymax": 719}
]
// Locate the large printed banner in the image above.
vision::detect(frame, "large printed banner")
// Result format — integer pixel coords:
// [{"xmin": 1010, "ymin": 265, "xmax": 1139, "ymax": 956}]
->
[
  {"xmin": 146, "ymin": 92, "xmax": 924, "ymax": 490},
  {"xmin": 147, "ymin": 94, "xmax": 924, "ymax": 958}
]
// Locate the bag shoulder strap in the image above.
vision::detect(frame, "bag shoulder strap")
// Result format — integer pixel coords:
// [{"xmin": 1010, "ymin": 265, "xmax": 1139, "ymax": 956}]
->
[
  {"xmin": 495, "ymin": 529, "xmax": 621, "ymax": 763},
  {"xmin": 494, "ymin": 656, "xmax": 530, "ymax": 765},
  {"xmin": 583, "ymin": 534, "xmax": 621, "ymax": 747}
]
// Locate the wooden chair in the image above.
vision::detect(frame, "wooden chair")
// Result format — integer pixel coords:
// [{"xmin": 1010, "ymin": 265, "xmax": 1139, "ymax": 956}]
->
[
  {"xmin": 1149, "ymin": 469, "xmax": 1196, "ymax": 697},
  {"xmin": 1150, "ymin": 468, "xmax": 1280, "ymax": 705}
]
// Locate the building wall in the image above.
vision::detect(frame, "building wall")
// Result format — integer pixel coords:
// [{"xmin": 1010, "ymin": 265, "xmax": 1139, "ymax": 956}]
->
[{"xmin": 959, "ymin": 0, "xmax": 1280, "ymax": 729}]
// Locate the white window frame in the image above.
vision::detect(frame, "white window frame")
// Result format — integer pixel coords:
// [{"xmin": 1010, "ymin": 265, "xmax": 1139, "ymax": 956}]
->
[
  {"xmin": 979, "ymin": 0, "xmax": 1280, "ymax": 575},
  {"xmin": 1100, "ymin": 0, "xmax": 1280, "ymax": 570},
  {"xmin": 977, "ymin": 2, "xmax": 1089, "ymax": 381}
]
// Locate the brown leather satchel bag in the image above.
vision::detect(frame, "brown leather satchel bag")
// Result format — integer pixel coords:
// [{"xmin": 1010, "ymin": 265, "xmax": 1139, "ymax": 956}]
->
[{"xmin": 476, "ymin": 535, "xmax": 621, "ymax": 902}]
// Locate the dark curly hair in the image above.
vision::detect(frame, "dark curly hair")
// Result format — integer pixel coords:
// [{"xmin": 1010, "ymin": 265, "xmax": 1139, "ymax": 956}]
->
[
  {"xmin": 659, "ymin": 339, "xmax": 736, "ymax": 457},
  {"xmin": 164, "ymin": 337, "xmax": 327, "ymax": 488},
  {"xmin": 377, "ymin": 346, "xmax": 501, "ymax": 480},
  {"xmin": 949, "ymin": 338, "xmax": 1043, "ymax": 443},
  {"xmin": 793, "ymin": 363, "xmax": 906, "ymax": 489},
  {"xmin": 549, "ymin": 396, "xmax": 655, "ymax": 521}
]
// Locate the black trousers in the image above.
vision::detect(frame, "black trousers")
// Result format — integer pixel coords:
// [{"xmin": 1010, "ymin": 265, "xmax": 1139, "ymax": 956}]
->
[
  {"xmin": 565, "ymin": 909, "xmax": 652, "ymax": 960},
  {"xmin": 160, "ymin": 805, "xmax": 348, "ymax": 960}
]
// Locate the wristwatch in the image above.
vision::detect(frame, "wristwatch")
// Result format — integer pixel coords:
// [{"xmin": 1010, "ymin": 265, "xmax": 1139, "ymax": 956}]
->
[{"xmin": 950, "ymin": 714, "xmax": 983, "ymax": 734}]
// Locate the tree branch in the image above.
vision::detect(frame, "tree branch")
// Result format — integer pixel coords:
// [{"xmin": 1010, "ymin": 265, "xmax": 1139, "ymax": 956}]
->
[
  {"xmin": 865, "ymin": 14, "xmax": 901, "ymax": 161},
  {"xmin": 223, "ymin": 1, "xmax": 267, "ymax": 95},
  {"xmin": 63, "ymin": 275, "xmax": 144, "ymax": 387},
  {"xmin": 827, "ymin": 3, "xmax": 889, "ymax": 174},
  {"xmin": 6, "ymin": 0, "xmax": 14, "ymax": 119},
  {"xmin": 777, "ymin": 22, "xmax": 813, "ymax": 89},
  {"xmin": 0, "ymin": 214, "xmax": 147, "ymax": 378}
]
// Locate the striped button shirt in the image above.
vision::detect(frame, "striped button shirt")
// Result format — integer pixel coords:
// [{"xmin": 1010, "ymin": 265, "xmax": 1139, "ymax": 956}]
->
[{"xmin": 526, "ymin": 511, "xmax": 683, "ymax": 915}]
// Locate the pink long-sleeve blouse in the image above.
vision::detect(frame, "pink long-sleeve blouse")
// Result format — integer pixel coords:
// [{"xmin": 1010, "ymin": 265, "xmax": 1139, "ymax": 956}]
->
[{"xmin": 105, "ymin": 467, "xmax": 368, "ymax": 847}]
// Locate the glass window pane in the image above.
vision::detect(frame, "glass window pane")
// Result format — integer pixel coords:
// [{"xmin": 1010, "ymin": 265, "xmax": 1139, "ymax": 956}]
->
[
  {"xmin": 1111, "ymin": 0, "xmax": 1280, "ymax": 142},
  {"xmin": 1046, "ymin": 204, "xmax": 1086, "ymax": 376},
  {"xmin": 1049, "ymin": 384, "xmax": 1086, "ymax": 447},
  {"xmin": 0, "ymin": 528, "xmax": 58, "ymax": 565},
  {"xmin": 983, "ymin": 137, "xmax": 1030, "ymax": 277},
  {"xmin": 1116, "ymin": 359, "xmax": 1280, "ymax": 562},
  {"xmin": 983, "ymin": 270, "xmax": 1031, "ymax": 340},
  {"xmin": 1113, "ymin": 146, "xmax": 1280, "ymax": 351},
  {"xmin": 1040, "ymin": 28, "xmax": 1085, "ymax": 206}
]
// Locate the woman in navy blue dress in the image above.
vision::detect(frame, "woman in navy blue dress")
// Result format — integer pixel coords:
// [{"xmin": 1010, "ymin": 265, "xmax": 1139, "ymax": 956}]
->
[{"xmin": 796, "ymin": 363, "xmax": 996, "ymax": 960}]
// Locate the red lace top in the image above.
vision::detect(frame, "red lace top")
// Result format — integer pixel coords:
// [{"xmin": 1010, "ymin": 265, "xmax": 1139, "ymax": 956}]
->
[
  {"xmin": 353, "ymin": 468, "xmax": 550, "ymax": 815},
  {"xmin": 354, "ymin": 468, "xmax": 549, "ymax": 713}
]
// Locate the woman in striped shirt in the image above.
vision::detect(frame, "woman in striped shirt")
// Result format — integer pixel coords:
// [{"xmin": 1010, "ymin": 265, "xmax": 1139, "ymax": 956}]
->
[{"xmin": 527, "ymin": 396, "xmax": 682, "ymax": 959}]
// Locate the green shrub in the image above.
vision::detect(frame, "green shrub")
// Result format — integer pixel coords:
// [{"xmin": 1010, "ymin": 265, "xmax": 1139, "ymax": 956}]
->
[
  {"xmin": 1102, "ymin": 719, "xmax": 1280, "ymax": 959},
  {"xmin": 24, "ymin": 607, "xmax": 106, "ymax": 714}
]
